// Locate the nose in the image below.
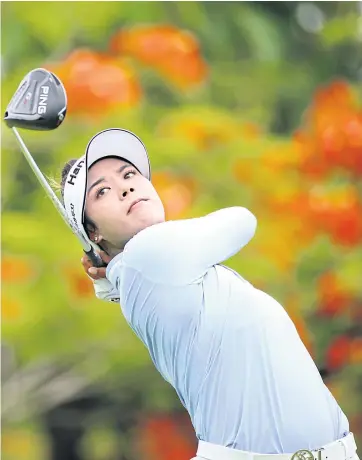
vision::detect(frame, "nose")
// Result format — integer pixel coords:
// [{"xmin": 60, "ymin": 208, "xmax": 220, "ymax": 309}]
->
[{"xmin": 119, "ymin": 187, "xmax": 135, "ymax": 200}]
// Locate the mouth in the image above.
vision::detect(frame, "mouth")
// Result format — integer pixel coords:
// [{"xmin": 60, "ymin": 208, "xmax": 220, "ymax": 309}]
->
[{"xmin": 127, "ymin": 198, "xmax": 149, "ymax": 215}]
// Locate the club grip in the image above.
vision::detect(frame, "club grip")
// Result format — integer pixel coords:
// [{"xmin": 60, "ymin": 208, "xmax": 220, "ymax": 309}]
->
[{"xmin": 84, "ymin": 249, "xmax": 107, "ymax": 268}]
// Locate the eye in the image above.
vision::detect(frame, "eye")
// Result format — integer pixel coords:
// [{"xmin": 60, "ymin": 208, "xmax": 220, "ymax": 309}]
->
[
  {"xmin": 124, "ymin": 169, "xmax": 137, "ymax": 179},
  {"xmin": 95, "ymin": 187, "xmax": 110, "ymax": 199}
]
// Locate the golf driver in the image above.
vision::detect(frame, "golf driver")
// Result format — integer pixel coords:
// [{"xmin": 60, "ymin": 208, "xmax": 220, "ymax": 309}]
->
[{"xmin": 4, "ymin": 68, "xmax": 104, "ymax": 267}]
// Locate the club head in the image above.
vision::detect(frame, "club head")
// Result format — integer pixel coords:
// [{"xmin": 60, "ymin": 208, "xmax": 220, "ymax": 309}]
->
[{"xmin": 4, "ymin": 68, "xmax": 67, "ymax": 131}]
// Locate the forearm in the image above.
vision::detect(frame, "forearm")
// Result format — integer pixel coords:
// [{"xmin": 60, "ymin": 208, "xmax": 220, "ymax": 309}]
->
[{"xmin": 199, "ymin": 207, "xmax": 257, "ymax": 261}]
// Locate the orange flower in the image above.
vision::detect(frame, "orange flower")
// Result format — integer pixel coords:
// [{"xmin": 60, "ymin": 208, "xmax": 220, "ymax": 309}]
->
[
  {"xmin": 295, "ymin": 80, "xmax": 362, "ymax": 177},
  {"xmin": 45, "ymin": 49, "xmax": 142, "ymax": 115},
  {"xmin": 72, "ymin": 275, "xmax": 94, "ymax": 299},
  {"xmin": 110, "ymin": 25, "xmax": 208, "ymax": 89},
  {"xmin": 265, "ymin": 190, "xmax": 311, "ymax": 220},
  {"xmin": 311, "ymin": 80, "xmax": 356, "ymax": 114},
  {"xmin": 140, "ymin": 415, "xmax": 195, "ymax": 460},
  {"xmin": 157, "ymin": 52, "xmax": 208, "ymax": 90},
  {"xmin": 111, "ymin": 26, "xmax": 196, "ymax": 65},
  {"xmin": 326, "ymin": 334, "xmax": 362, "ymax": 371},
  {"xmin": 339, "ymin": 112, "xmax": 362, "ymax": 174},
  {"xmin": 294, "ymin": 130, "xmax": 330, "ymax": 179},
  {"xmin": 152, "ymin": 171, "xmax": 197, "ymax": 219},
  {"xmin": 326, "ymin": 335, "xmax": 351, "ymax": 372},
  {"xmin": 1, "ymin": 255, "xmax": 33, "ymax": 283},
  {"xmin": 307, "ymin": 186, "xmax": 362, "ymax": 247},
  {"xmin": 317, "ymin": 272, "xmax": 352, "ymax": 318},
  {"xmin": 62, "ymin": 266, "xmax": 94, "ymax": 300}
]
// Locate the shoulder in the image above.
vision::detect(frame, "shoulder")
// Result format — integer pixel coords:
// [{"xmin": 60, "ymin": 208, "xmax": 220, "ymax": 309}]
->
[
  {"xmin": 123, "ymin": 220, "xmax": 180, "ymax": 267},
  {"xmin": 125, "ymin": 220, "xmax": 179, "ymax": 252},
  {"xmin": 121, "ymin": 220, "xmax": 196, "ymax": 284}
]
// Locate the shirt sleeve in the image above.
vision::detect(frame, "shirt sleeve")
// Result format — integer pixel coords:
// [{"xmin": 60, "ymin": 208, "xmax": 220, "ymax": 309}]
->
[{"xmin": 119, "ymin": 207, "xmax": 257, "ymax": 286}]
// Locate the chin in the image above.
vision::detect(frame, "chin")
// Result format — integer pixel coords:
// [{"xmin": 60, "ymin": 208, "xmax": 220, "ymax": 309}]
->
[
  {"xmin": 138, "ymin": 214, "xmax": 164, "ymax": 230},
  {"xmin": 139, "ymin": 205, "xmax": 165, "ymax": 226}
]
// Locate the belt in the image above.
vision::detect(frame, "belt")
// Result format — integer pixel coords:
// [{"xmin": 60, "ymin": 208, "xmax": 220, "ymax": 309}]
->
[{"xmin": 197, "ymin": 433, "xmax": 357, "ymax": 460}]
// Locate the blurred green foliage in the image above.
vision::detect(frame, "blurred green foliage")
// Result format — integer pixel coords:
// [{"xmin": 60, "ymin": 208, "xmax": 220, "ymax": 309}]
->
[{"xmin": 1, "ymin": 2, "xmax": 362, "ymax": 459}]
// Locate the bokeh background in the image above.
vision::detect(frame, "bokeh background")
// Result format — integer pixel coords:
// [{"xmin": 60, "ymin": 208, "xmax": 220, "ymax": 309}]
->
[{"xmin": 1, "ymin": 2, "xmax": 362, "ymax": 459}]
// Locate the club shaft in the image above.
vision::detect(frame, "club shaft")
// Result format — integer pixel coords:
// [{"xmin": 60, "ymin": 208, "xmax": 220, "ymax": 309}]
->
[{"xmin": 12, "ymin": 127, "xmax": 91, "ymax": 252}]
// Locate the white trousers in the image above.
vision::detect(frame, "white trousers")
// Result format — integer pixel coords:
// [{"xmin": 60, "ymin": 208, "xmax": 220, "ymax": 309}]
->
[{"xmin": 192, "ymin": 432, "xmax": 359, "ymax": 460}]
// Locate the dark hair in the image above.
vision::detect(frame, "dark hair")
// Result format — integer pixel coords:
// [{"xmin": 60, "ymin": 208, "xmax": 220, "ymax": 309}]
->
[{"xmin": 60, "ymin": 159, "xmax": 97, "ymax": 240}]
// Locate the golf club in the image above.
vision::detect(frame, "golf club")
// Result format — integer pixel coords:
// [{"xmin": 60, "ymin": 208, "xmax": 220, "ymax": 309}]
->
[{"xmin": 4, "ymin": 68, "xmax": 104, "ymax": 267}]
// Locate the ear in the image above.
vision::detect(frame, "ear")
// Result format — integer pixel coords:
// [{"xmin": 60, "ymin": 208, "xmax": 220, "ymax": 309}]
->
[
  {"xmin": 93, "ymin": 234, "xmax": 104, "ymax": 244},
  {"xmin": 85, "ymin": 226, "xmax": 103, "ymax": 245},
  {"xmin": 84, "ymin": 216, "xmax": 102, "ymax": 244}
]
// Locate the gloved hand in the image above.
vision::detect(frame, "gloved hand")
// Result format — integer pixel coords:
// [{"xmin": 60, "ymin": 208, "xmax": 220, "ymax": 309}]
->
[
  {"xmin": 91, "ymin": 277, "xmax": 120, "ymax": 303},
  {"xmin": 81, "ymin": 251, "xmax": 120, "ymax": 303}
]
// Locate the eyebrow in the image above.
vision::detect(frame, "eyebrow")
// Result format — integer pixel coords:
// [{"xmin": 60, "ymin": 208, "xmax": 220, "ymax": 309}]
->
[{"xmin": 87, "ymin": 163, "xmax": 130, "ymax": 195}]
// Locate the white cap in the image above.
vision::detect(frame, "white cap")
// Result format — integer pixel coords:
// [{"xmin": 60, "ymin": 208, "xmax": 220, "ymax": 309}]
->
[{"xmin": 63, "ymin": 128, "xmax": 151, "ymax": 251}]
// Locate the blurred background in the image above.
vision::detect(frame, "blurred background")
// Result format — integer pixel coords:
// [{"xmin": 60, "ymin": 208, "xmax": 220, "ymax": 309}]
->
[{"xmin": 1, "ymin": 2, "xmax": 362, "ymax": 459}]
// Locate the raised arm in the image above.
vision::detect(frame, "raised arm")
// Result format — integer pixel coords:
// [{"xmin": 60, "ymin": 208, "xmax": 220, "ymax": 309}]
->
[{"xmin": 120, "ymin": 207, "xmax": 257, "ymax": 285}]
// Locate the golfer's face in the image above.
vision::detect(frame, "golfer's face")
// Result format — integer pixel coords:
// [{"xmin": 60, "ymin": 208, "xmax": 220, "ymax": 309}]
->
[{"xmin": 85, "ymin": 157, "xmax": 165, "ymax": 246}]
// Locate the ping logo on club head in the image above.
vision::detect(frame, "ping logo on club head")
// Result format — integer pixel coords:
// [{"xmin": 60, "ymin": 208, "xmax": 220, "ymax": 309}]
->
[
  {"xmin": 37, "ymin": 86, "xmax": 49, "ymax": 115},
  {"xmin": 67, "ymin": 160, "xmax": 85, "ymax": 185}
]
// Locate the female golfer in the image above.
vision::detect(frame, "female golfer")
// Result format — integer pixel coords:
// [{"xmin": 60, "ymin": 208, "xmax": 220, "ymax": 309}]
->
[{"xmin": 61, "ymin": 128, "xmax": 357, "ymax": 460}]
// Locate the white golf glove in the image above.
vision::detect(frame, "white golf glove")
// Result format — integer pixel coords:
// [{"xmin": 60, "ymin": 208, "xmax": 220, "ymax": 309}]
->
[
  {"xmin": 81, "ymin": 248, "xmax": 119, "ymax": 303},
  {"xmin": 91, "ymin": 277, "xmax": 120, "ymax": 303}
]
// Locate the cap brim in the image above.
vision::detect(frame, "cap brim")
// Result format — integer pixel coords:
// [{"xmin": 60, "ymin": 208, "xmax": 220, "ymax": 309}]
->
[{"xmin": 86, "ymin": 128, "xmax": 151, "ymax": 180}]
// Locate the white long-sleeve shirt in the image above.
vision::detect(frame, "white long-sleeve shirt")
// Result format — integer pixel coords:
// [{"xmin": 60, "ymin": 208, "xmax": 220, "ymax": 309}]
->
[{"xmin": 106, "ymin": 207, "xmax": 349, "ymax": 453}]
